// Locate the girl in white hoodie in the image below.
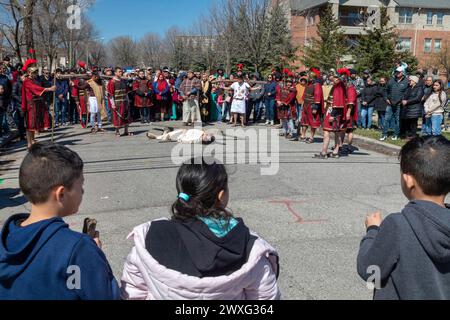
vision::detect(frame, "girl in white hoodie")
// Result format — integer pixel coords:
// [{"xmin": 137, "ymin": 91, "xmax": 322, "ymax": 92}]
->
[
  {"xmin": 121, "ymin": 157, "xmax": 281, "ymax": 300},
  {"xmin": 423, "ymin": 79, "xmax": 447, "ymax": 136}
]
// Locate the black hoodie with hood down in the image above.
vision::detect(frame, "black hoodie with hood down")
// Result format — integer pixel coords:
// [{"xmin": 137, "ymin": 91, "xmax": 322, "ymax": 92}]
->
[{"xmin": 357, "ymin": 200, "xmax": 450, "ymax": 300}]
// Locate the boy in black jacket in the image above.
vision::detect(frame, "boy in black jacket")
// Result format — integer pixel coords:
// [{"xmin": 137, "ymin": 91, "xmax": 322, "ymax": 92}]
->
[{"xmin": 357, "ymin": 136, "xmax": 450, "ymax": 300}]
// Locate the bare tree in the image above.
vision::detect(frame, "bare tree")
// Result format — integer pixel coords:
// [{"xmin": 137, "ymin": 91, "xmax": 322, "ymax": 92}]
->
[
  {"xmin": 139, "ymin": 32, "xmax": 165, "ymax": 69},
  {"xmin": 0, "ymin": 0, "xmax": 38, "ymax": 61},
  {"xmin": 57, "ymin": 0, "xmax": 96, "ymax": 68},
  {"xmin": 88, "ymin": 40, "xmax": 107, "ymax": 66},
  {"xmin": 108, "ymin": 36, "xmax": 138, "ymax": 67}
]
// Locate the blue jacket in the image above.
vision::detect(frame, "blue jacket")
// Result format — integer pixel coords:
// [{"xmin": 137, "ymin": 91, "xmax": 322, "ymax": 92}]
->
[
  {"xmin": 387, "ymin": 77, "xmax": 409, "ymax": 106},
  {"xmin": 0, "ymin": 75, "xmax": 12, "ymax": 103},
  {"xmin": 56, "ymin": 79, "xmax": 69, "ymax": 97},
  {"xmin": 0, "ymin": 214, "xmax": 120, "ymax": 300},
  {"xmin": 264, "ymin": 81, "xmax": 277, "ymax": 100}
]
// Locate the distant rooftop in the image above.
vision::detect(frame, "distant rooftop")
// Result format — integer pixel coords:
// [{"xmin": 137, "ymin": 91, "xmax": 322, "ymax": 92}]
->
[{"xmin": 290, "ymin": 0, "xmax": 450, "ymax": 12}]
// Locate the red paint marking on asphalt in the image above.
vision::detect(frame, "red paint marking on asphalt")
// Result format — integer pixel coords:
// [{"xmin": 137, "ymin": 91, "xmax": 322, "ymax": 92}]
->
[{"xmin": 269, "ymin": 200, "xmax": 328, "ymax": 224}]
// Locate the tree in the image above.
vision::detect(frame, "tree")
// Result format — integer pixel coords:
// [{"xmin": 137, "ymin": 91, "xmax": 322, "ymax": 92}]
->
[
  {"xmin": 139, "ymin": 32, "xmax": 166, "ymax": 69},
  {"xmin": 0, "ymin": 0, "xmax": 38, "ymax": 62},
  {"xmin": 108, "ymin": 36, "xmax": 138, "ymax": 67},
  {"xmin": 88, "ymin": 41, "xmax": 107, "ymax": 67},
  {"xmin": 428, "ymin": 40, "xmax": 449, "ymax": 78},
  {"xmin": 353, "ymin": 6, "xmax": 418, "ymax": 78},
  {"xmin": 301, "ymin": 4, "xmax": 348, "ymax": 71},
  {"xmin": 266, "ymin": 0, "xmax": 296, "ymax": 71}
]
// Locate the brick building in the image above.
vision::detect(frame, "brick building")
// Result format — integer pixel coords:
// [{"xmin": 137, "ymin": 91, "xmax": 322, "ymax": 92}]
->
[{"xmin": 283, "ymin": 0, "xmax": 450, "ymax": 69}]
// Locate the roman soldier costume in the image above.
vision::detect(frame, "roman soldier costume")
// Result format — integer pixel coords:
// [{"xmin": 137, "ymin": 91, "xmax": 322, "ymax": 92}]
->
[
  {"xmin": 323, "ymin": 69, "xmax": 349, "ymax": 132},
  {"xmin": 107, "ymin": 76, "xmax": 131, "ymax": 128},
  {"xmin": 300, "ymin": 68, "xmax": 324, "ymax": 130},
  {"xmin": 345, "ymin": 81, "xmax": 358, "ymax": 132},
  {"xmin": 133, "ymin": 77, "xmax": 153, "ymax": 108},
  {"xmin": 276, "ymin": 81, "xmax": 297, "ymax": 121},
  {"xmin": 21, "ymin": 61, "xmax": 51, "ymax": 132},
  {"xmin": 76, "ymin": 77, "xmax": 89, "ymax": 128}
]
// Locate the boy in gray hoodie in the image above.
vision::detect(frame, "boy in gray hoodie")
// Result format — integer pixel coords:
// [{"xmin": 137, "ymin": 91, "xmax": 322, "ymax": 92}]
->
[{"xmin": 357, "ymin": 135, "xmax": 450, "ymax": 300}]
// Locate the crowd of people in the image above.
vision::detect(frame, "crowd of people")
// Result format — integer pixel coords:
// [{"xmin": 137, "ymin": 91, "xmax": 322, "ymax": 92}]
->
[
  {"xmin": 0, "ymin": 135, "xmax": 449, "ymax": 300},
  {"xmin": 1, "ymin": 56, "xmax": 448, "ymax": 156},
  {"xmin": 1, "ymin": 55, "xmax": 450, "ymax": 301}
]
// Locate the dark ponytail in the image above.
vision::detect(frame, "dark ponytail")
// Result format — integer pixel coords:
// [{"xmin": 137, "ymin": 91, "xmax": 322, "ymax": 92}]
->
[{"xmin": 171, "ymin": 157, "xmax": 232, "ymax": 222}]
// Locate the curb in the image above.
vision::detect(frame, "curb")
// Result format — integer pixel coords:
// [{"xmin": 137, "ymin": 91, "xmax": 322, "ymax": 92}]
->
[
  {"xmin": 315, "ymin": 128, "xmax": 401, "ymax": 157},
  {"xmin": 351, "ymin": 134, "xmax": 401, "ymax": 157}
]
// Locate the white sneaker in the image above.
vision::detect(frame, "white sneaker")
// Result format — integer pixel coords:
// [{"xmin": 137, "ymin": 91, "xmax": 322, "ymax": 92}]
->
[
  {"xmin": 270, "ymin": 120, "xmax": 274, "ymax": 126},
  {"xmin": 379, "ymin": 136, "xmax": 387, "ymax": 141},
  {"xmin": 265, "ymin": 120, "xmax": 270, "ymax": 125},
  {"xmin": 391, "ymin": 136, "xmax": 398, "ymax": 141}
]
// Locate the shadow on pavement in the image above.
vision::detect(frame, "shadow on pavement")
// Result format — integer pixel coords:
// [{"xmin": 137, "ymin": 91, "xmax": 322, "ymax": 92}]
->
[{"xmin": 0, "ymin": 188, "xmax": 28, "ymax": 210}]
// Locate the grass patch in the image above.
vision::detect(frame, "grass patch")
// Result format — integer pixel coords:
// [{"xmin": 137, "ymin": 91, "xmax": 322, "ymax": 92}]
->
[
  {"xmin": 354, "ymin": 129, "xmax": 406, "ymax": 147},
  {"xmin": 354, "ymin": 129, "xmax": 450, "ymax": 147}
]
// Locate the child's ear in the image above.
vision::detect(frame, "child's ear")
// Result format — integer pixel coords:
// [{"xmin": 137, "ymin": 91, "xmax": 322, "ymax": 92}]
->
[
  {"xmin": 55, "ymin": 186, "xmax": 65, "ymax": 203},
  {"xmin": 402, "ymin": 173, "xmax": 416, "ymax": 191},
  {"xmin": 217, "ymin": 190, "xmax": 225, "ymax": 203}
]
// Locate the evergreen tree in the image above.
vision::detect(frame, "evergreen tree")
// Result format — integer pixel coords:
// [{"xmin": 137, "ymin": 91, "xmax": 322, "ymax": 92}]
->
[
  {"xmin": 353, "ymin": 6, "xmax": 418, "ymax": 78},
  {"xmin": 266, "ymin": 0, "xmax": 296, "ymax": 72},
  {"xmin": 301, "ymin": 4, "xmax": 348, "ymax": 71}
]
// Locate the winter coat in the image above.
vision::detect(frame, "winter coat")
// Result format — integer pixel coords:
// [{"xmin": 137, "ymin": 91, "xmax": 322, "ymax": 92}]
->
[
  {"xmin": 387, "ymin": 77, "xmax": 409, "ymax": 106},
  {"xmin": 361, "ymin": 84, "xmax": 378, "ymax": 106},
  {"xmin": 358, "ymin": 201, "xmax": 450, "ymax": 300},
  {"xmin": 402, "ymin": 84, "xmax": 424, "ymax": 119},
  {"xmin": 249, "ymin": 84, "xmax": 265, "ymax": 102},
  {"xmin": 374, "ymin": 84, "xmax": 388, "ymax": 112},
  {"xmin": 120, "ymin": 218, "xmax": 281, "ymax": 300},
  {"xmin": 424, "ymin": 91, "xmax": 447, "ymax": 115}
]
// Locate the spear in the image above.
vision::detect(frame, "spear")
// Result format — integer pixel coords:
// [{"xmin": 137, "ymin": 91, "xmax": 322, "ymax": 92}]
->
[{"xmin": 51, "ymin": 76, "xmax": 57, "ymax": 142}]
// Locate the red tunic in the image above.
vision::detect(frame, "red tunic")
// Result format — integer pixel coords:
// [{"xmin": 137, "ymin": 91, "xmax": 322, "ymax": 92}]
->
[
  {"xmin": 345, "ymin": 84, "xmax": 358, "ymax": 130},
  {"xmin": 21, "ymin": 78, "xmax": 51, "ymax": 132},
  {"xmin": 300, "ymin": 82, "xmax": 323, "ymax": 129},
  {"xmin": 108, "ymin": 78, "xmax": 131, "ymax": 128},
  {"xmin": 276, "ymin": 84, "xmax": 297, "ymax": 120},
  {"xmin": 76, "ymin": 79, "xmax": 89, "ymax": 115},
  {"xmin": 323, "ymin": 82, "xmax": 347, "ymax": 132},
  {"xmin": 133, "ymin": 78, "xmax": 153, "ymax": 108}
]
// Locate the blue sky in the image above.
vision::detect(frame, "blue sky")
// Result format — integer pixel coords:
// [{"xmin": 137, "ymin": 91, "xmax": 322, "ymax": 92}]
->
[{"xmin": 86, "ymin": 0, "xmax": 213, "ymax": 41}]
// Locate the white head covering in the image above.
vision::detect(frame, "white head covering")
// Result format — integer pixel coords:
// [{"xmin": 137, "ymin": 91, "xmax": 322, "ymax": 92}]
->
[{"xmin": 409, "ymin": 75, "xmax": 419, "ymax": 84}]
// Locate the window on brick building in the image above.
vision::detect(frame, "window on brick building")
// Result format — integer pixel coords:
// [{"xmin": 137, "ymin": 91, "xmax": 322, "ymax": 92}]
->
[
  {"xmin": 434, "ymin": 39, "xmax": 442, "ymax": 53},
  {"xmin": 399, "ymin": 8, "xmax": 413, "ymax": 24},
  {"xmin": 397, "ymin": 38, "xmax": 411, "ymax": 51},
  {"xmin": 426, "ymin": 12, "xmax": 433, "ymax": 25},
  {"xmin": 437, "ymin": 12, "xmax": 444, "ymax": 25},
  {"xmin": 424, "ymin": 39, "xmax": 432, "ymax": 53}
]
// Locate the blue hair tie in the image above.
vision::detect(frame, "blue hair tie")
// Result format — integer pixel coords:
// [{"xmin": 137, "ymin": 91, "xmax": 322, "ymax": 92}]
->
[{"xmin": 178, "ymin": 193, "xmax": 190, "ymax": 202}]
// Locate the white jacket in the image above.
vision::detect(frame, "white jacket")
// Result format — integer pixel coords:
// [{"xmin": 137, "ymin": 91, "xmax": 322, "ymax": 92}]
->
[
  {"xmin": 424, "ymin": 91, "xmax": 447, "ymax": 115},
  {"xmin": 120, "ymin": 219, "xmax": 281, "ymax": 300}
]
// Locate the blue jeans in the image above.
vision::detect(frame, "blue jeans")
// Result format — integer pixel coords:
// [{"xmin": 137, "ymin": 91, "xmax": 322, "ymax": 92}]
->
[
  {"xmin": 377, "ymin": 111, "xmax": 386, "ymax": 131},
  {"xmin": 296, "ymin": 103, "xmax": 303, "ymax": 122},
  {"xmin": 424, "ymin": 114, "xmax": 443, "ymax": 136},
  {"xmin": 104, "ymin": 98, "xmax": 112, "ymax": 122},
  {"xmin": 222, "ymin": 102, "xmax": 231, "ymax": 121},
  {"xmin": 265, "ymin": 99, "xmax": 275, "ymax": 121},
  {"xmin": 0, "ymin": 110, "xmax": 10, "ymax": 135},
  {"xmin": 253, "ymin": 100, "xmax": 263, "ymax": 122},
  {"xmin": 216, "ymin": 103, "xmax": 223, "ymax": 122},
  {"xmin": 356, "ymin": 100, "xmax": 363, "ymax": 127},
  {"xmin": 55, "ymin": 98, "xmax": 67, "ymax": 125},
  {"xmin": 282, "ymin": 119, "xmax": 295, "ymax": 134},
  {"xmin": 383, "ymin": 105, "xmax": 401, "ymax": 137},
  {"xmin": 361, "ymin": 105, "xmax": 374, "ymax": 129}
]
